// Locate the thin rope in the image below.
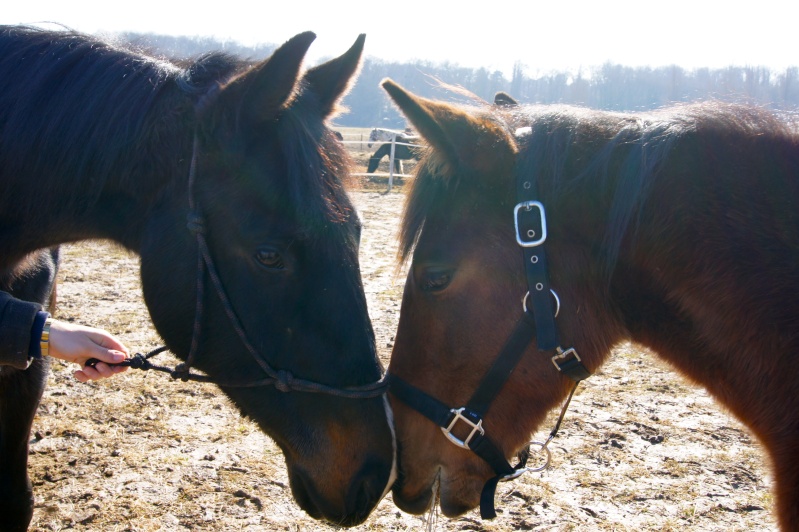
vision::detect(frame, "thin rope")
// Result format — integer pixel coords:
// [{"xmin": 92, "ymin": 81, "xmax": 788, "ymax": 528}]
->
[{"xmin": 185, "ymin": 135, "xmax": 205, "ymax": 377}]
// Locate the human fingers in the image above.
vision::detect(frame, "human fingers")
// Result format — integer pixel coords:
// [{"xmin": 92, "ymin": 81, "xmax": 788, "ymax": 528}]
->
[
  {"xmin": 49, "ymin": 321, "xmax": 128, "ymax": 363},
  {"xmin": 88, "ymin": 349, "xmax": 127, "ymax": 365},
  {"xmin": 85, "ymin": 329, "xmax": 129, "ymax": 355},
  {"xmin": 74, "ymin": 364, "xmax": 128, "ymax": 383},
  {"xmin": 75, "ymin": 361, "xmax": 116, "ymax": 381},
  {"xmin": 74, "ymin": 365, "xmax": 102, "ymax": 382}
]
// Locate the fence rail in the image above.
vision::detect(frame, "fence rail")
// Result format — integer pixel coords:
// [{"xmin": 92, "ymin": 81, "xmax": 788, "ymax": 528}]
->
[{"xmin": 336, "ymin": 133, "xmax": 419, "ymax": 194}]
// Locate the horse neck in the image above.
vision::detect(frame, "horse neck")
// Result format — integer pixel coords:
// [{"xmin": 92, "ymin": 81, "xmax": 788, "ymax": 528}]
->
[{"xmin": 0, "ymin": 89, "xmax": 194, "ymax": 266}]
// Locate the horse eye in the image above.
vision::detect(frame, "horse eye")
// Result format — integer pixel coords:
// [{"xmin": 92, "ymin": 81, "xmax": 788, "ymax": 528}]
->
[
  {"xmin": 421, "ymin": 269, "xmax": 453, "ymax": 292},
  {"xmin": 255, "ymin": 249, "xmax": 284, "ymax": 270}
]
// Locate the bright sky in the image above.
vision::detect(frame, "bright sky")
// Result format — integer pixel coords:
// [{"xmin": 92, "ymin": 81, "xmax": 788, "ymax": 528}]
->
[{"xmin": 3, "ymin": 1, "xmax": 797, "ymax": 77}]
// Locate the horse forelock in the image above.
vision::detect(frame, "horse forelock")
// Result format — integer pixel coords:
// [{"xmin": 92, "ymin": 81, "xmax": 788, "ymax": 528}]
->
[
  {"xmin": 398, "ymin": 159, "xmax": 446, "ymax": 264},
  {"xmin": 397, "ymin": 106, "xmax": 519, "ymax": 265},
  {"xmin": 186, "ymin": 58, "xmax": 357, "ymax": 253},
  {"xmin": 276, "ymin": 104, "xmax": 358, "ymax": 248},
  {"xmin": 179, "ymin": 52, "xmax": 244, "ymax": 111},
  {"xmin": 398, "ymin": 111, "xmax": 507, "ymax": 265}
]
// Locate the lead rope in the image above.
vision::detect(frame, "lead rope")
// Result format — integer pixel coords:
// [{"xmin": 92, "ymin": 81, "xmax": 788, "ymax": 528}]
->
[{"xmin": 183, "ymin": 135, "xmax": 204, "ymax": 378}]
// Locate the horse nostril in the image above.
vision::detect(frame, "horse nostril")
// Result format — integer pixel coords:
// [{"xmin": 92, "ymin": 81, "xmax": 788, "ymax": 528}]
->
[
  {"xmin": 343, "ymin": 456, "xmax": 391, "ymax": 525},
  {"xmin": 288, "ymin": 467, "xmax": 322, "ymax": 520},
  {"xmin": 289, "ymin": 457, "xmax": 390, "ymax": 526}
]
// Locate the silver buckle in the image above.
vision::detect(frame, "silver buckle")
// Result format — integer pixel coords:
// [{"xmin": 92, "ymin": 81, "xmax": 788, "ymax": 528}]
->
[
  {"xmin": 441, "ymin": 407, "xmax": 485, "ymax": 449},
  {"xmin": 514, "ymin": 201, "xmax": 547, "ymax": 247},
  {"xmin": 551, "ymin": 347, "xmax": 581, "ymax": 372}
]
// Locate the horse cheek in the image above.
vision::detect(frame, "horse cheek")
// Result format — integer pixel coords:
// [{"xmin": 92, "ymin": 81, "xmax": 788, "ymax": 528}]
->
[{"xmin": 138, "ymin": 208, "xmax": 196, "ymax": 355}]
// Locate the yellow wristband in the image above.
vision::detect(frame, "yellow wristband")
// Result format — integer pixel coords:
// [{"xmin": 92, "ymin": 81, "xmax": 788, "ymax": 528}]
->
[{"xmin": 40, "ymin": 318, "xmax": 53, "ymax": 358}]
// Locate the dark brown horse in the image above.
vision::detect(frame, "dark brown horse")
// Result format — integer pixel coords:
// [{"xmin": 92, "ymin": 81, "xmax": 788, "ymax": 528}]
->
[
  {"xmin": 381, "ymin": 79, "xmax": 799, "ymax": 530},
  {"xmin": 365, "ymin": 141, "xmax": 421, "ymax": 174},
  {"xmin": 0, "ymin": 26, "xmax": 395, "ymax": 530}
]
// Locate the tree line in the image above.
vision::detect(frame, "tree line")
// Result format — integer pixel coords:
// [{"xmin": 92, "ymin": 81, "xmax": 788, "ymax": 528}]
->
[{"xmin": 123, "ymin": 33, "xmax": 799, "ymax": 128}]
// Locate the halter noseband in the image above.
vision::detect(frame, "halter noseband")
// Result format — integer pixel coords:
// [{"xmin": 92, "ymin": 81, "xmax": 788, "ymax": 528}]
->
[
  {"xmin": 388, "ymin": 126, "xmax": 591, "ymax": 518},
  {"xmin": 89, "ymin": 135, "xmax": 387, "ymax": 399}
]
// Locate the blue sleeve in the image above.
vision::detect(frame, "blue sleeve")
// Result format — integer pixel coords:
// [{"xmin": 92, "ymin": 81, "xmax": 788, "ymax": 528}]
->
[
  {"xmin": 28, "ymin": 311, "xmax": 50, "ymax": 359},
  {"xmin": 0, "ymin": 291, "xmax": 45, "ymax": 369}
]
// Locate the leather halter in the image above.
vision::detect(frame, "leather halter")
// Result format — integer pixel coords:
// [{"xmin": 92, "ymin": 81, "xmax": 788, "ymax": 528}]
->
[
  {"xmin": 89, "ymin": 135, "xmax": 387, "ymax": 399},
  {"xmin": 388, "ymin": 128, "xmax": 591, "ymax": 518}
]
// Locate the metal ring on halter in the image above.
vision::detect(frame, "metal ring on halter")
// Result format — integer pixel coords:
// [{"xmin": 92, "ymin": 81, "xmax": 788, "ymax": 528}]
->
[
  {"xmin": 501, "ymin": 440, "xmax": 552, "ymax": 481},
  {"xmin": 522, "ymin": 289, "xmax": 561, "ymax": 318},
  {"xmin": 524, "ymin": 440, "xmax": 553, "ymax": 472}
]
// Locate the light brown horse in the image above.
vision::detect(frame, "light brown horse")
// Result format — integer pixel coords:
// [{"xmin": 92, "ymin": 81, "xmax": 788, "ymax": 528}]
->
[{"xmin": 382, "ymin": 79, "xmax": 799, "ymax": 530}]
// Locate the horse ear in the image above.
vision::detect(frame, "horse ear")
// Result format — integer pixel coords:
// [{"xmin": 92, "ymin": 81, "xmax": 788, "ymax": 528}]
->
[
  {"xmin": 299, "ymin": 34, "xmax": 366, "ymax": 118},
  {"xmin": 216, "ymin": 31, "xmax": 316, "ymax": 126},
  {"xmin": 381, "ymin": 79, "xmax": 516, "ymax": 179}
]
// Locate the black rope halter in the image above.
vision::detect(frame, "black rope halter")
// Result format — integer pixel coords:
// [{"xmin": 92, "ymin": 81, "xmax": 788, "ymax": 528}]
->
[{"xmin": 89, "ymin": 135, "xmax": 387, "ymax": 399}]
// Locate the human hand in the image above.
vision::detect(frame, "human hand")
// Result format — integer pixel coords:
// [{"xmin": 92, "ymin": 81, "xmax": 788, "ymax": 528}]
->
[{"xmin": 47, "ymin": 320, "xmax": 129, "ymax": 382}]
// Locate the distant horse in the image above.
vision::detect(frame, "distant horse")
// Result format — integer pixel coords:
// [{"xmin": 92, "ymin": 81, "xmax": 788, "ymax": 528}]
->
[
  {"xmin": 381, "ymin": 79, "xmax": 799, "ymax": 530},
  {"xmin": 368, "ymin": 127, "xmax": 405, "ymax": 148},
  {"xmin": 365, "ymin": 139, "xmax": 421, "ymax": 174},
  {"xmin": 0, "ymin": 26, "xmax": 395, "ymax": 530}
]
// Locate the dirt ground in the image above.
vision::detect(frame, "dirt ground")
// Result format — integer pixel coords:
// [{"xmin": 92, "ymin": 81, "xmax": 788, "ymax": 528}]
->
[{"xmin": 26, "ymin": 176, "xmax": 777, "ymax": 531}]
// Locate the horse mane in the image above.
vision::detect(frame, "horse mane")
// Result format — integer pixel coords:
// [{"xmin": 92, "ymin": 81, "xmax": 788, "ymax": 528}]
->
[
  {"xmin": 277, "ymin": 102, "xmax": 356, "ymax": 243},
  {"xmin": 400, "ymin": 101, "xmax": 799, "ymax": 278},
  {"xmin": 0, "ymin": 26, "xmax": 353, "ymax": 237},
  {"xmin": 0, "ymin": 26, "xmax": 241, "ymax": 216}
]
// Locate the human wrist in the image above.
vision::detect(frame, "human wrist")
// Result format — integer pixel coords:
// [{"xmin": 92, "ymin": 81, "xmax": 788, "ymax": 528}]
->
[
  {"xmin": 40, "ymin": 317, "xmax": 53, "ymax": 358},
  {"xmin": 28, "ymin": 311, "xmax": 50, "ymax": 360}
]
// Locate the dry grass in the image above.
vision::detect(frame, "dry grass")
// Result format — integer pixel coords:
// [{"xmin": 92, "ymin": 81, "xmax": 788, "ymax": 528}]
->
[{"xmin": 26, "ymin": 189, "xmax": 776, "ymax": 531}]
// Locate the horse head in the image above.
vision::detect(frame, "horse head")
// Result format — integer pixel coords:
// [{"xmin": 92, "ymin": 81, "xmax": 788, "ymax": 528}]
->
[
  {"xmin": 380, "ymin": 79, "xmax": 589, "ymax": 517},
  {"xmin": 138, "ymin": 35, "xmax": 395, "ymax": 526},
  {"xmin": 368, "ymin": 128, "xmax": 380, "ymax": 148}
]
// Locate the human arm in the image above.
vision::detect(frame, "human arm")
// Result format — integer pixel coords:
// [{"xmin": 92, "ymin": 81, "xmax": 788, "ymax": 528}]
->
[
  {"xmin": 0, "ymin": 291, "xmax": 128, "ymax": 381},
  {"xmin": 0, "ymin": 291, "xmax": 43, "ymax": 369}
]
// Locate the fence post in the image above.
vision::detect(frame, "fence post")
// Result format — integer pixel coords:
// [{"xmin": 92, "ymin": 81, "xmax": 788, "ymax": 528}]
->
[{"xmin": 386, "ymin": 136, "xmax": 398, "ymax": 194}]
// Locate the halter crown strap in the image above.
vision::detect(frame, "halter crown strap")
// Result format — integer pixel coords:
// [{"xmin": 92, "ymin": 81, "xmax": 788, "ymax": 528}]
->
[
  {"xmin": 514, "ymin": 132, "xmax": 591, "ymax": 382},
  {"xmin": 515, "ymin": 167, "xmax": 559, "ymax": 350}
]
